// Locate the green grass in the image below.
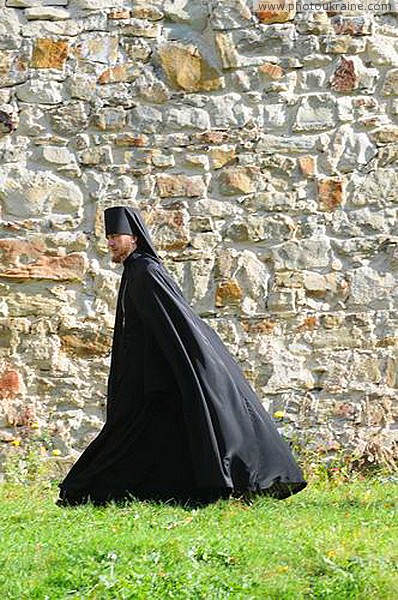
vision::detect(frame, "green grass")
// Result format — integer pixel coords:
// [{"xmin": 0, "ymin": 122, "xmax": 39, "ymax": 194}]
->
[{"xmin": 0, "ymin": 479, "xmax": 396, "ymax": 599}]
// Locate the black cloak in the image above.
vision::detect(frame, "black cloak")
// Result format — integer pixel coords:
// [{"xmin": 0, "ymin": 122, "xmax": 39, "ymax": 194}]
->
[{"xmin": 58, "ymin": 208, "xmax": 306, "ymax": 505}]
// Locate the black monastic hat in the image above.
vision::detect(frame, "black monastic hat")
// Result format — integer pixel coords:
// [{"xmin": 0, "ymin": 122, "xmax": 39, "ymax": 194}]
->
[{"xmin": 104, "ymin": 206, "xmax": 160, "ymax": 261}]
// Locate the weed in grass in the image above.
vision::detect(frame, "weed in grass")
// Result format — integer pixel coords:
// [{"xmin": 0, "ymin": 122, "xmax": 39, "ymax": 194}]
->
[{"xmin": 2, "ymin": 425, "xmax": 62, "ymax": 487}]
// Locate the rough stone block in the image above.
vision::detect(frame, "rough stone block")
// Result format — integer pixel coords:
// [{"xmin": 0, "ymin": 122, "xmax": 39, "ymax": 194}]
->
[
  {"xmin": 165, "ymin": 106, "xmax": 210, "ymax": 131},
  {"xmin": 0, "ymin": 239, "xmax": 86, "ymax": 281},
  {"xmin": 50, "ymin": 101, "xmax": 89, "ymax": 136},
  {"xmin": 42, "ymin": 146, "xmax": 76, "ymax": 165},
  {"xmin": 185, "ymin": 257, "xmax": 214, "ymax": 314},
  {"xmin": 128, "ymin": 105, "xmax": 163, "ymax": 133},
  {"xmin": 298, "ymin": 156, "xmax": 316, "ymax": 177},
  {"xmin": 141, "ymin": 207, "xmax": 190, "ymax": 251},
  {"xmin": 130, "ymin": 5, "xmax": 163, "ymax": 21},
  {"xmin": 263, "ymin": 104, "xmax": 287, "ymax": 128},
  {"xmin": 156, "ymin": 174, "xmax": 206, "ymax": 198},
  {"xmin": 71, "ymin": 0, "xmax": 125, "ymax": 8},
  {"xmin": 215, "ymin": 32, "xmax": 239, "ymax": 69},
  {"xmin": 115, "ymin": 134, "xmax": 149, "ymax": 147},
  {"xmin": 25, "ymin": 6, "xmax": 70, "ymax": 20},
  {"xmin": 218, "ymin": 166, "xmax": 260, "ymax": 195},
  {"xmin": 303, "ymin": 271, "xmax": 341, "ymax": 297},
  {"xmin": 78, "ymin": 145, "xmax": 113, "ymax": 167},
  {"xmin": 5, "ymin": 0, "xmax": 33, "ymax": 5},
  {"xmin": 68, "ymin": 72, "xmax": 97, "ymax": 100},
  {"xmin": 117, "ymin": 19, "xmax": 160, "ymax": 38},
  {"xmin": 210, "ymin": 0, "xmax": 252, "ymax": 30},
  {"xmin": 267, "ymin": 289, "xmax": 296, "ymax": 312},
  {"xmin": 348, "ymin": 266, "xmax": 396, "ymax": 309},
  {"xmin": 97, "ymin": 63, "xmax": 139, "ymax": 84},
  {"xmin": 0, "ymin": 166, "xmax": 84, "ymax": 218},
  {"xmin": 258, "ymin": 62, "xmax": 284, "ymax": 80},
  {"xmin": 382, "ymin": 69, "xmax": 398, "ymax": 96},
  {"xmin": 0, "ymin": 107, "xmax": 18, "ymax": 136},
  {"xmin": 321, "ymin": 35, "xmax": 366, "ymax": 54},
  {"xmin": 237, "ymin": 251, "xmax": 269, "ymax": 309},
  {"xmin": 164, "ymin": 0, "xmax": 206, "ymax": 26},
  {"xmin": 0, "ymin": 368, "xmax": 22, "ymax": 399},
  {"xmin": 130, "ymin": 70, "xmax": 170, "ymax": 104},
  {"xmin": 209, "ymin": 145, "xmax": 236, "ymax": 169},
  {"xmin": 0, "ymin": 50, "xmax": 29, "ymax": 87},
  {"xmin": 233, "ymin": 24, "xmax": 296, "ymax": 59},
  {"xmin": 331, "ymin": 15, "xmax": 373, "ymax": 36},
  {"xmin": 16, "ymin": 79, "xmax": 63, "ymax": 104},
  {"xmin": 294, "ymin": 94, "xmax": 336, "ymax": 132},
  {"xmin": 121, "ymin": 37, "xmax": 151, "ymax": 62},
  {"xmin": 60, "ymin": 328, "xmax": 110, "ymax": 358},
  {"xmin": 298, "ymin": 68, "xmax": 327, "ymax": 92},
  {"xmin": 209, "ymin": 93, "xmax": 253, "ymax": 129},
  {"xmin": 351, "ymin": 169, "xmax": 398, "ymax": 206},
  {"xmin": 331, "ymin": 57, "xmax": 357, "ymax": 92},
  {"xmin": 93, "ymin": 107, "xmax": 126, "ymax": 131},
  {"xmin": 247, "ymin": 214, "xmax": 295, "ymax": 244},
  {"xmin": 150, "ymin": 149, "xmax": 175, "ymax": 168},
  {"xmin": 0, "ymin": 322, "xmax": 12, "ymax": 347},
  {"xmin": 158, "ymin": 42, "xmax": 224, "ymax": 92},
  {"xmin": 272, "ymin": 238, "xmax": 332, "ymax": 271},
  {"xmin": 367, "ymin": 36, "xmax": 398, "ymax": 67},
  {"xmin": 0, "ymin": 135, "xmax": 28, "ymax": 166},
  {"xmin": 370, "ymin": 126, "xmax": 398, "ymax": 145},
  {"xmin": 386, "ymin": 358, "xmax": 397, "ymax": 388},
  {"xmin": 216, "ymin": 279, "xmax": 243, "ymax": 308},
  {"xmin": 21, "ymin": 18, "xmax": 80, "ymax": 37},
  {"xmin": 224, "ymin": 220, "xmax": 249, "ymax": 242},
  {"xmin": 327, "ymin": 126, "xmax": 377, "ymax": 173},
  {"xmin": 31, "ymin": 38, "xmax": 68, "ymax": 69},
  {"xmin": 295, "ymin": 11, "xmax": 331, "ymax": 35},
  {"xmin": 243, "ymin": 189, "xmax": 296, "ymax": 213},
  {"xmin": 0, "ymin": 9, "xmax": 21, "ymax": 49},
  {"xmin": 7, "ymin": 0, "xmax": 68, "ymax": 5},
  {"xmin": 257, "ymin": 135, "xmax": 317, "ymax": 154},
  {"xmin": 318, "ymin": 178, "xmax": 345, "ymax": 212},
  {"xmin": 76, "ymin": 35, "xmax": 119, "ymax": 64}
]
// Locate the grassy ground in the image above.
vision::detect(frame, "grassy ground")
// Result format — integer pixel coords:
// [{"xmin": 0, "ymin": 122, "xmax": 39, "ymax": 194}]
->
[{"xmin": 0, "ymin": 479, "xmax": 396, "ymax": 599}]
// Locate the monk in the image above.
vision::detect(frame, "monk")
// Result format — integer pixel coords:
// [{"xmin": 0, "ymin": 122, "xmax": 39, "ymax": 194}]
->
[{"xmin": 57, "ymin": 206, "xmax": 306, "ymax": 505}]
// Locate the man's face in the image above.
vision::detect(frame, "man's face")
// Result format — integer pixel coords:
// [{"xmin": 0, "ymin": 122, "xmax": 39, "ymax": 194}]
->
[{"xmin": 106, "ymin": 234, "xmax": 138, "ymax": 263}]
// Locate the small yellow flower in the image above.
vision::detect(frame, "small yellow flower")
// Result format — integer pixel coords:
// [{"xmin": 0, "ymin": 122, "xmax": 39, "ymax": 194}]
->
[
  {"xmin": 273, "ymin": 410, "xmax": 285, "ymax": 419},
  {"xmin": 52, "ymin": 449, "xmax": 61, "ymax": 457},
  {"xmin": 31, "ymin": 422, "xmax": 39, "ymax": 429},
  {"xmin": 11, "ymin": 439, "xmax": 21, "ymax": 447},
  {"xmin": 276, "ymin": 565, "xmax": 289, "ymax": 573}
]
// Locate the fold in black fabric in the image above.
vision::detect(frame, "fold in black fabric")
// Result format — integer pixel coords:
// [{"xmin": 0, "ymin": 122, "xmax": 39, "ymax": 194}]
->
[{"xmin": 58, "ymin": 251, "xmax": 306, "ymax": 506}]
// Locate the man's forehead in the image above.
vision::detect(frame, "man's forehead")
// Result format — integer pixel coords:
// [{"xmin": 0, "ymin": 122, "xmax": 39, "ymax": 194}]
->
[{"xmin": 106, "ymin": 233, "xmax": 136, "ymax": 239}]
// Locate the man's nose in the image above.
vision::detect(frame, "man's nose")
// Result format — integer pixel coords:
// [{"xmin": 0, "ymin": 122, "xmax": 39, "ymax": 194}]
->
[{"xmin": 107, "ymin": 239, "xmax": 115, "ymax": 248}]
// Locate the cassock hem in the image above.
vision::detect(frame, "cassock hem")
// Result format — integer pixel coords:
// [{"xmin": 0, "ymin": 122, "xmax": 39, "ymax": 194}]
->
[{"xmin": 57, "ymin": 479, "xmax": 307, "ymax": 507}]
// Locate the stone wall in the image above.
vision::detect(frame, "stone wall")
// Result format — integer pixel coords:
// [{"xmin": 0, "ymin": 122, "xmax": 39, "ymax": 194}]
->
[{"xmin": 0, "ymin": 0, "xmax": 397, "ymax": 470}]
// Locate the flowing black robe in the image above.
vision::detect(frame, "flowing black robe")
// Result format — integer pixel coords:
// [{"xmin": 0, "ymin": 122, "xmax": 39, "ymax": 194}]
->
[{"xmin": 58, "ymin": 251, "xmax": 306, "ymax": 505}]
